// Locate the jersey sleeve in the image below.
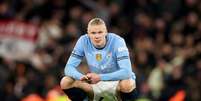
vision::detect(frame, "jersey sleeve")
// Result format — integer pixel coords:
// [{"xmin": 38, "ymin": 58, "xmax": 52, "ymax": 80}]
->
[
  {"xmin": 64, "ymin": 36, "xmax": 85, "ymax": 80},
  {"xmin": 100, "ymin": 38, "xmax": 133, "ymax": 80}
]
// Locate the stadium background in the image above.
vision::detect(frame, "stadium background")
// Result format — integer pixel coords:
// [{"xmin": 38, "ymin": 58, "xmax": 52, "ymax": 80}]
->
[{"xmin": 0, "ymin": 0, "xmax": 200, "ymax": 101}]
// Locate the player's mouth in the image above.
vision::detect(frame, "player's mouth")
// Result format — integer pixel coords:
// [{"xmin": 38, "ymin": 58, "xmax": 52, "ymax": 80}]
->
[{"xmin": 95, "ymin": 40, "xmax": 101, "ymax": 43}]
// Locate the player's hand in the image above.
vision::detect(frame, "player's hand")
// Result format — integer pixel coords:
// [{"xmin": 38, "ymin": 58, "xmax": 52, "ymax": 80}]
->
[
  {"xmin": 80, "ymin": 75, "xmax": 91, "ymax": 83},
  {"xmin": 86, "ymin": 73, "xmax": 100, "ymax": 84}
]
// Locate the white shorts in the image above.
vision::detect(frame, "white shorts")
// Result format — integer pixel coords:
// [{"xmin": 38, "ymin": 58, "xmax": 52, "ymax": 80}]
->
[{"xmin": 91, "ymin": 81, "xmax": 120, "ymax": 101}]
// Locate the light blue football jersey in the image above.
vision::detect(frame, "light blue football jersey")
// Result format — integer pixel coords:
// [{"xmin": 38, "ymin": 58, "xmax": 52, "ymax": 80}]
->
[{"xmin": 64, "ymin": 33, "xmax": 136, "ymax": 81}]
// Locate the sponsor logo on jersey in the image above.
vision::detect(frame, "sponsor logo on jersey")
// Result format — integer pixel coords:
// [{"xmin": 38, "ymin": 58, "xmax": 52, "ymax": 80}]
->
[{"xmin": 117, "ymin": 47, "xmax": 128, "ymax": 52}]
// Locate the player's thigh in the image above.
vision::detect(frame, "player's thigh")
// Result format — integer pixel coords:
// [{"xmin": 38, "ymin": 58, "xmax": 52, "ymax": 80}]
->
[
  {"xmin": 60, "ymin": 76, "xmax": 75, "ymax": 89},
  {"xmin": 74, "ymin": 80, "xmax": 93, "ymax": 93},
  {"xmin": 118, "ymin": 79, "xmax": 136, "ymax": 93}
]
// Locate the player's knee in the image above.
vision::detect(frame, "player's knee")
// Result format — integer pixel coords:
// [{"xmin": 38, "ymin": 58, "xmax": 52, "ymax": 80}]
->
[
  {"xmin": 119, "ymin": 79, "xmax": 136, "ymax": 93},
  {"xmin": 60, "ymin": 76, "xmax": 74, "ymax": 89}
]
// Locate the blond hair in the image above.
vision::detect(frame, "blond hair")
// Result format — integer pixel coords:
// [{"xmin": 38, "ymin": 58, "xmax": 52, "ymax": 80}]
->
[{"xmin": 88, "ymin": 18, "xmax": 106, "ymax": 26}]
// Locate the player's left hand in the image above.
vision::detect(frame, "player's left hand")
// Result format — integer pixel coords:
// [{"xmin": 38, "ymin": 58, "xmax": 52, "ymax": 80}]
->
[{"xmin": 86, "ymin": 73, "xmax": 100, "ymax": 84}]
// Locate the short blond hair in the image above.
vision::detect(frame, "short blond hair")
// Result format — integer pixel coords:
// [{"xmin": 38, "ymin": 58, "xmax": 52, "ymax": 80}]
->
[{"xmin": 88, "ymin": 18, "xmax": 106, "ymax": 26}]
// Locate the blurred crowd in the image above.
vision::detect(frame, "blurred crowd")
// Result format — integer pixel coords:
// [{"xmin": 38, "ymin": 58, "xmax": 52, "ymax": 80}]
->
[{"xmin": 0, "ymin": 0, "xmax": 200, "ymax": 101}]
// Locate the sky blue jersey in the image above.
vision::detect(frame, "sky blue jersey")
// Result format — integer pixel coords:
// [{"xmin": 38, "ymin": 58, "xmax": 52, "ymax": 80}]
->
[{"xmin": 64, "ymin": 33, "xmax": 136, "ymax": 81}]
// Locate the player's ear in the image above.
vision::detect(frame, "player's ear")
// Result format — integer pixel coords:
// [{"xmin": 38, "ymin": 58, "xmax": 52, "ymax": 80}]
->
[
  {"xmin": 87, "ymin": 28, "xmax": 89, "ymax": 34},
  {"xmin": 104, "ymin": 26, "xmax": 108, "ymax": 35},
  {"xmin": 105, "ymin": 31, "xmax": 108, "ymax": 36},
  {"xmin": 87, "ymin": 25, "xmax": 91, "ymax": 34}
]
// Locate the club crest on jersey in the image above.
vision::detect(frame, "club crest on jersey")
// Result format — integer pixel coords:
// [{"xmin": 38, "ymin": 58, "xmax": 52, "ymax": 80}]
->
[{"xmin": 96, "ymin": 54, "xmax": 102, "ymax": 61}]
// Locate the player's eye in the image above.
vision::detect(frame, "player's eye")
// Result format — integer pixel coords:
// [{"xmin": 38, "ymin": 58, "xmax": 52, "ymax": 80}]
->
[
  {"xmin": 98, "ymin": 31, "xmax": 103, "ymax": 34},
  {"xmin": 91, "ymin": 32, "xmax": 96, "ymax": 34},
  {"xmin": 90, "ymin": 31, "xmax": 103, "ymax": 35}
]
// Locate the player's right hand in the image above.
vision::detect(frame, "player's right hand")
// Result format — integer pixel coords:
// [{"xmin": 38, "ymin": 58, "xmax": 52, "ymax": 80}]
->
[
  {"xmin": 80, "ymin": 75, "xmax": 91, "ymax": 83},
  {"xmin": 86, "ymin": 73, "xmax": 100, "ymax": 84}
]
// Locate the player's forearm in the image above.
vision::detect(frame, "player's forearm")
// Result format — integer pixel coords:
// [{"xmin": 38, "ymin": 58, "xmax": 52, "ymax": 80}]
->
[
  {"xmin": 64, "ymin": 56, "xmax": 83, "ymax": 80},
  {"xmin": 100, "ymin": 58, "xmax": 133, "ymax": 80},
  {"xmin": 64, "ymin": 64, "xmax": 83, "ymax": 80},
  {"xmin": 99, "ymin": 68, "xmax": 132, "ymax": 81}
]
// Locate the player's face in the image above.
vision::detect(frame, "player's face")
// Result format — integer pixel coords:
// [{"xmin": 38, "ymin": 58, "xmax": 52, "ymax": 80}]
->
[{"xmin": 87, "ymin": 24, "xmax": 107, "ymax": 48}]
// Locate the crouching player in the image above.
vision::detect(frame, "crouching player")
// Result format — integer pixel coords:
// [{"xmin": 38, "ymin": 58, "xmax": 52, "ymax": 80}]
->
[{"xmin": 60, "ymin": 18, "xmax": 137, "ymax": 101}]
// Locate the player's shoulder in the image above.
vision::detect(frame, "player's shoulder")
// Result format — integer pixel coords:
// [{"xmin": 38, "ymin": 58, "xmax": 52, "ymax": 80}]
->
[
  {"xmin": 77, "ymin": 34, "xmax": 89, "ymax": 42},
  {"xmin": 79, "ymin": 34, "xmax": 88, "ymax": 39},
  {"xmin": 109, "ymin": 33, "xmax": 128, "ymax": 52},
  {"xmin": 108, "ymin": 33, "xmax": 124, "ymax": 41},
  {"xmin": 108, "ymin": 33, "xmax": 125, "ymax": 44}
]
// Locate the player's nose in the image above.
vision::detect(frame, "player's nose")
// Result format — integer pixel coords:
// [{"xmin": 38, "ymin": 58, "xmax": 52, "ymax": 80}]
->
[{"xmin": 94, "ymin": 35, "xmax": 100, "ymax": 39}]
